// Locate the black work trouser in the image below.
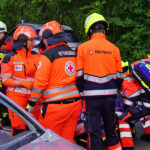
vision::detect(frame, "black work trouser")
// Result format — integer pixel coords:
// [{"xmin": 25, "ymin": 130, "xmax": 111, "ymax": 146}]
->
[{"xmin": 84, "ymin": 96, "xmax": 119, "ymax": 150}]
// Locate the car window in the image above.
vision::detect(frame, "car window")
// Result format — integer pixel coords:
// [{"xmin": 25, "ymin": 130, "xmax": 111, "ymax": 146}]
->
[
  {"xmin": 0, "ymin": 94, "xmax": 44, "ymax": 150},
  {"xmin": 63, "ymin": 31, "xmax": 80, "ymax": 42}
]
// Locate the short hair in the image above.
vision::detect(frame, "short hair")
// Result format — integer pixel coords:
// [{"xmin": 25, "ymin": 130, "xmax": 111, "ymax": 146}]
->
[{"xmin": 88, "ymin": 21, "xmax": 107, "ymax": 37}]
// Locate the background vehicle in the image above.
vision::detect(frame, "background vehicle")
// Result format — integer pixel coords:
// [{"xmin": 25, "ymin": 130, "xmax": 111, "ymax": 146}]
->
[
  {"xmin": 8, "ymin": 23, "xmax": 81, "ymax": 51},
  {"xmin": 0, "ymin": 92, "xmax": 85, "ymax": 150}
]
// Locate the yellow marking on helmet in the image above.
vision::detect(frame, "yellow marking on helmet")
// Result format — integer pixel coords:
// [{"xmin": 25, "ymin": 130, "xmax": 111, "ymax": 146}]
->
[{"xmin": 141, "ymin": 81, "xmax": 149, "ymax": 89}]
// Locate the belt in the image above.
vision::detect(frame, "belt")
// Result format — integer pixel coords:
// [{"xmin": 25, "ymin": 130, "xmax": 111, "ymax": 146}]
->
[{"xmin": 43, "ymin": 97, "xmax": 81, "ymax": 105}]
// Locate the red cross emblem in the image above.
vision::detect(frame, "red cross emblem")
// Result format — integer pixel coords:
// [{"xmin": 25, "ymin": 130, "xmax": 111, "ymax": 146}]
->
[
  {"xmin": 65, "ymin": 61, "xmax": 75, "ymax": 75},
  {"xmin": 68, "ymin": 64, "xmax": 73, "ymax": 72}
]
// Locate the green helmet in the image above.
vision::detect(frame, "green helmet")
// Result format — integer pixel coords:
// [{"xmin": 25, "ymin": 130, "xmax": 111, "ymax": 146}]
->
[{"xmin": 85, "ymin": 13, "xmax": 108, "ymax": 34}]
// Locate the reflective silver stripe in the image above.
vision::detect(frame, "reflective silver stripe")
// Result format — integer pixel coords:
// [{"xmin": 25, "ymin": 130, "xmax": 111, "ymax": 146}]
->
[
  {"xmin": 141, "ymin": 88, "xmax": 150, "ymax": 92},
  {"xmin": 0, "ymin": 54, "xmax": 5, "ymax": 57},
  {"xmin": 43, "ymin": 90, "xmax": 79, "ymax": 102},
  {"xmin": 12, "ymin": 75, "xmax": 34, "ymax": 81},
  {"xmin": 116, "ymin": 72, "xmax": 123, "ymax": 78},
  {"xmin": 124, "ymin": 99, "xmax": 134, "ymax": 106},
  {"xmin": 141, "ymin": 120, "xmax": 150, "ymax": 128},
  {"xmin": 2, "ymin": 73, "xmax": 12, "ymax": 82},
  {"xmin": 77, "ymin": 70, "xmax": 83, "ymax": 77},
  {"xmin": 32, "ymin": 87, "xmax": 43, "ymax": 94},
  {"xmin": 115, "ymin": 111, "xmax": 123, "ymax": 117},
  {"xmin": 83, "ymin": 89, "xmax": 117, "ymax": 96},
  {"xmin": 119, "ymin": 124, "xmax": 130, "ymax": 129},
  {"xmin": 2, "ymin": 74, "xmax": 34, "ymax": 83},
  {"xmin": 84, "ymin": 74, "xmax": 118, "ymax": 84},
  {"xmin": 140, "ymin": 89, "xmax": 146, "ymax": 94},
  {"xmin": 140, "ymin": 115, "xmax": 149, "ymax": 121},
  {"xmin": 132, "ymin": 69, "xmax": 142, "ymax": 82},
  {"xmin": 31, "ymin": 96, "xmax": 40, "ymax": 102},
  {"xmin": 7, "ymin": 87, "xmax": 14, "ymax": 91},
  {"xmin": 43, "ymin": 84, "xmax": 76, "ymax": 96},
  {"xmin": 143, "ymin": 102, "xmax": 150, "ymax": 108},
  {"xmin": 115, "ymin": 147, "xmax": 122, "ymax": 150},
  {"xmin": 80, "ymin": 92, "xmax": 83, "ymax": 96},
  {"xmin": 120, "ymin": 132, "xmax": 132, "ymax": 138},
  {"xmin": 128, "ymin": 90, "xmax": 141, "ymax": 98},
  {"xmin": 7, "ymin": 87, "xmax": 31, "ymax": 94},
  {"xmin": 124, "ymin": 77, "xmax": 133, "ymax": 82},
  {"xmin": 138, "ymin": 101, "xmax": 150, "ymax": 108}
]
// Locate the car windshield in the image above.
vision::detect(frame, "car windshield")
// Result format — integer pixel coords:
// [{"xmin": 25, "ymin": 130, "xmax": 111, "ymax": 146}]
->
[
  {"xmin": 0, "ymin": 93, "xmax": 44, "ymax": 150},
  {"xmin": 0, "ymin": 93, "xmax": 85, "ymax": 150}
]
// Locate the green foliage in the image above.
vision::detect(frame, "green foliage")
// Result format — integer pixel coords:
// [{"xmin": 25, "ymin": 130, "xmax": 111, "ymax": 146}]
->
[{"xmin": 0, "ymin": 0, "xmax": 149, "ymax": 63}]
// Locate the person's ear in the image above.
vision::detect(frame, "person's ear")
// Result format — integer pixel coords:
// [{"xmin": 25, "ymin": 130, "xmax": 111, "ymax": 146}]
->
[{"xmin": 89, "ymin": 29, "xmax": 93, "ymax": 34}]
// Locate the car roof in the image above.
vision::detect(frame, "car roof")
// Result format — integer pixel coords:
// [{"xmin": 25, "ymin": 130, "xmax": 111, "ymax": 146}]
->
[{"xmin": 16, "ymin": 23, "xmax": 74, "ymax": 32}]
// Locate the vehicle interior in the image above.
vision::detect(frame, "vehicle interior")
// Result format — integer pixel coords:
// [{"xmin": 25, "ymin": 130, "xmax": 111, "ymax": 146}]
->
[{"xmin": 0, "ymin": 93, "xmax": 44, "ymax": 150}]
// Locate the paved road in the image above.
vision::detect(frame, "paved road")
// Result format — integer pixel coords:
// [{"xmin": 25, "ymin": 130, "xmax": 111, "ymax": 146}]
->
[
  {"xmin": 134, "ymin": 121, "xmax": 150, "ymax": 150},
  {"xmin": 103, "ymin": 121, "xmax": 150, "ymax": 150}
]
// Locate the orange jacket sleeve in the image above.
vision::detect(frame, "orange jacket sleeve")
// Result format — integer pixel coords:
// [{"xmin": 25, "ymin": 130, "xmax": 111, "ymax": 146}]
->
[
  {"xmin": 1, "ymin": 58, "xmax": 16, "ymax": 87},
  {"xmin": 115, "ymin": 47, "xmax": 122, "ymax": 72},
  {"xmin": 76, "ymin": 47, "xmax": 85, "ymax": 92},
  {"xmin": 30, "ymin": 55, "xmax": 51, "ymax": 103}
]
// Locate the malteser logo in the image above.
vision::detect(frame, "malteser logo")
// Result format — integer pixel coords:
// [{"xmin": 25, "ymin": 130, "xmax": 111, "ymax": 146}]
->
[
  {"xmin": 89, "ymin": 50, "xmax": 94, "ymax": 55},
  {"xmin": 95, "ymin": 50, "xmax": 112, "ymax": 54}
]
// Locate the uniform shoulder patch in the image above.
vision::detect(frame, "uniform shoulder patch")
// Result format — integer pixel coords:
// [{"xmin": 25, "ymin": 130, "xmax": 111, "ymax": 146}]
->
[{"xmin": 2, "ymin": 51, "xmax": 15, "ymax": 63}]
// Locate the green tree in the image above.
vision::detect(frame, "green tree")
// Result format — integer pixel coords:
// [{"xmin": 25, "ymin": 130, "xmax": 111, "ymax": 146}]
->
[{"xmin": 0, "ymin": 0, "xmax": 149, "ymax": 63}]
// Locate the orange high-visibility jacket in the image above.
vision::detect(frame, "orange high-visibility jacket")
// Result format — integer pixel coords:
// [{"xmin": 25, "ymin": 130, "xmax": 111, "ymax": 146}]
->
[
  {"xmin": 76, "ymin": 33, "xmax": 123, "ymax": 97},
  {"xmin": 1, "ymin": 48, "xmax": 40, "ymax": 95},
  {"xmin": 122, "ymin": 76, "xmax": 142, "ymax": 98},
  {"xmin": 0, "ymin": 36, "xmax": 13, "ymax": 88},
  {"xmin": 30, "ymin": 43, "xmax": 80, "ymax": 104},
  {"xmin": 0, "ymin": 36, "xmax": 13, "ymax": 55}
]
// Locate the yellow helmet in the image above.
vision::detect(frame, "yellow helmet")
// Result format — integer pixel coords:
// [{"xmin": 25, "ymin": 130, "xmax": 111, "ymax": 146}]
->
[
  {"xmin": 121, "ymin": 61, "xmax": 129, "ymax": 68},
  {"xmin": 121, "ymin": 61, "xmax": 129, "ymax": 73},
  {"xmin": 85, "ymin": 13, "xmax": 108, "ymax": 34}
]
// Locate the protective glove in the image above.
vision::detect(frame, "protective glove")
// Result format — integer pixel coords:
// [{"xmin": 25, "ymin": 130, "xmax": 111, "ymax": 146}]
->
[
  {"xmin": 14, "ymin": 81, "xmax": 33, "ymax": 90},
  {"xmin": 26, "ymin": 104, "xmax": 34, "ymax": 113}
]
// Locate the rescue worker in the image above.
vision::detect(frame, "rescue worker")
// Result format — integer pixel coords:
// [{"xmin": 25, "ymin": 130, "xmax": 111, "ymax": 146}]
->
[
  {"xmin": 121, "ymin": 61, "xmax": 129, "ymax": 76},
  {"xmin": 0, "ymin": 21, "xmax": 13, "ymax": 61},
  {"xmin": 76, "ymin": 13, "xmax": 123, "ymax": 150},
  {"xmin": 0, "ymin": 21, "xmax": 13, "ymax": 126},
  {"xmin": 118, "ymin": 58, "xmax": 150, "ymax": 148},
  {"xmin": 29, "ymin": 21, "xmax": 82, "ymax": 142},
  {"xmin": 145, "ymin": 52, "xmax": 150, "ymax": 59},
  {"xmin": 1, "ymin": 26, "xmax": 40, "ymax": 135},
  {"xmin": 115, "ymin": 61, "xmax": 135, "ymax": 150}
]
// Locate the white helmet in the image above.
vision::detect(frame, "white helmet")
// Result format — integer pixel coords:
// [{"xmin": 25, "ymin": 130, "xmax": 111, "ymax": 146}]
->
[{"xmin": 0, "ymin": 21, "xmax": 7, "ymax": 33}]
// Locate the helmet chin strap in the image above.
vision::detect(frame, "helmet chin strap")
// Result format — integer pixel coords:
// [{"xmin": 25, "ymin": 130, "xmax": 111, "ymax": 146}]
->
[{"xmin": 23, "ymin": 42, "xmax": 28, "ymax": 51}]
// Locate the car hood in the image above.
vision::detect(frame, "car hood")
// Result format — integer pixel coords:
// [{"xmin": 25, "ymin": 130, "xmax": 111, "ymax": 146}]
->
[{"xmin": 18, "ymin": 129, "xmax": 85, "ymax": 150}]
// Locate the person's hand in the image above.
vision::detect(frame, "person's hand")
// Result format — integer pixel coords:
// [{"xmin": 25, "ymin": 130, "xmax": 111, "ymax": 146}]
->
[
  {"xmin": 28, "ymin": 106, "xmax": 34, "ymax": 114},
  {"xmin": 21, "ymin": 81, "xmax": 33, "ymax": 90},
  {"xmin": 15, "ymin": 81, "xmax": 33, "ymax": 90}
]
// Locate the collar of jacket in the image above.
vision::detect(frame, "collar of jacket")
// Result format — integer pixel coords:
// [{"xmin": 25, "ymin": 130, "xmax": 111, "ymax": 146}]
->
[
  {"xmin": 45, "ymin": 42, "xmax": 68, "ymax": 52},
  {"xmin": 91, "ymin": 33, "xmax": 106, "ymax": 39},
  {"xmin": 46, "ymin": 32, "xmax": 70, "ymax": 45},
  {"xmin": 15, "ymin": 48, "xmax": 31, "ymax": 57},
  {"xmin": 0, "ymin": 34, "xmax": 8, "ymax": 46}
]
